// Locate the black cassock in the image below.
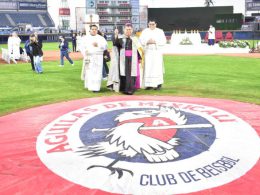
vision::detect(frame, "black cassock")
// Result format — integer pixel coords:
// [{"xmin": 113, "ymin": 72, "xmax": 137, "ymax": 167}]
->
[{"xmin": 113, "ymin": 36, "xmax": 137, "ymax": 95}]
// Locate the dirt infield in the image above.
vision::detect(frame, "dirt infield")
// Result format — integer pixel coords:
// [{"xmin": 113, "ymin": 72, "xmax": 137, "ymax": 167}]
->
[
  {"xmin": 0, "ymin": 50, "xmax": 259, "ymax": 65},
  {"xmin": 41, "ymin": 50, "xmax": 83, "ymax": 61}
]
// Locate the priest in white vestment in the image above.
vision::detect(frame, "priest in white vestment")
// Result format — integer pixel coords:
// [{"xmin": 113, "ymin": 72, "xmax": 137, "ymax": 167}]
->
[
  {"xmin": 80, "ymin": 24, "xmax": 107, "ymax": 92},
  {"xmin": 139, "ymin": 19, "xmax": 166, "ymax": 90},
  {"xmin": 8, "ymin": 32, "xmax": 21, "ymax": 62}
]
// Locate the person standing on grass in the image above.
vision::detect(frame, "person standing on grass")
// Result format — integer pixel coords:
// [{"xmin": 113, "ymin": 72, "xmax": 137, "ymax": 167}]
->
[
  {"xmin": 80, "ymin": 24, "xmax": 107, "ymax": 92},
  {"xmin": 107, "ymin": 23, "xmax": 143, "ymax": 95},
  {"xmin": 98, "ymin": 30, "xmax": 110, "ymax": 79},
  {"xmin": 139, "ymin": 19, "xmax": 166, "ymax": 90},
  {"xmin": 8, "ymin": 32, "xmax": 21, "ymax": 63},
  {"xmin": 25, "ymin": 37, "xmax": 34, "ymax": 71},
  {"xmin": 71, "ymin": 33, "xmax": 77, "ymax": 52},
  {"xmin": 29, "ymin": 34, "xmax": 43, "ymax": 74},
  {"xmin": 58, "ymin": 36, "xmax": 74, "ymax": 67}
]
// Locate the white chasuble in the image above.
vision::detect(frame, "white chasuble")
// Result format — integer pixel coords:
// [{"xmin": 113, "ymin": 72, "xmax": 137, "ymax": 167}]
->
[
  {"xmin": 139, "ymin": 28, "xmax": 166, "ymax": 88},
  {"xmin": 80, "ymin": 34, "xmax": 107, "ymax": 91}
]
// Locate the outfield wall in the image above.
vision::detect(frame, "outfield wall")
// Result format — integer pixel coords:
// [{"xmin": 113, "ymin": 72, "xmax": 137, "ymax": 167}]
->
[{"xmin": 0, "ymin": 31, "xmax": 260, "ymax": 44}]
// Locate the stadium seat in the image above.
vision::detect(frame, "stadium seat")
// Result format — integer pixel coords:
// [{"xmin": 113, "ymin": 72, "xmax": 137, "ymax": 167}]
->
[
  {"xmin": 0, "ymin": 13, "xmax": 12, "ymax": 26},
  {"xmin": 204, "ymin": 32, "xmax": 209, "ymax": 42},
  {"xmin": 225, "ymin": 32, "xmax": 233, "ymax": 41},
  {"xmin": 0, "ymin": 12, "xmax": 54, "ymax": 28},
  {"xmin": 215, "ymin": 30, "xmax": 224, "ymax": 43}
]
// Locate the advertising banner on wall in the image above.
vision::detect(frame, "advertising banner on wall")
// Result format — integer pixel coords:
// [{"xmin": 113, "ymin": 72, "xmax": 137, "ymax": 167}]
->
[
  {"xmin": 18, "ymin": 2, "xmax": 47, "ymax": 10},
  {"xmin": 0, "ymin": 2, "xmax": 17, "ymax": 10},
  {"xmin": 59, "ymin": 8, "xmax": 70, "ymax": 16}
]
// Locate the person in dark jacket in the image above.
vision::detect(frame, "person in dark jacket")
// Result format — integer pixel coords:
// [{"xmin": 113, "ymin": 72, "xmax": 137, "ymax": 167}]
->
[
  {"xmin": 58, "ymin": 36, "xmax": 74, "ymax": 67},
  {"xmin": 29, "ymin": 34, "xmax": 43, "ymax": 73},
  {"xmin": 24, "ymin": 38, "xmax": 34, "ymax": 70},
  {"xmin": 71, "ymin": 33, "xmax": 77, "ymax": 52},
  {"xmin": 98, "ymin": 30, "xmax": 110, "ymax": 79},
  {"xmin": 102, "ymin": 49, "xmax": 110, "ymax": 79}
]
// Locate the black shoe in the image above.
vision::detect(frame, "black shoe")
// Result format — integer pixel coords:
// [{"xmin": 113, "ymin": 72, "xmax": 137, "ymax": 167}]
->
[
  {"xmin": 154, "ymin": 84, "xmax": 162, "ymax": 90},
  {"xmin": 145, "ymin": 87, "xmax": 153, "ymax": 90},
  {"xmin": 127, "ymin": 91, "xmax": 134, "ymax": 95},
  {"xmin": 92, "ymin": 91, "xmax": 99, "ymax": 93},
  {"xmin": 123, "ymin": 91, "xmax": 134, "ymax": 95}
]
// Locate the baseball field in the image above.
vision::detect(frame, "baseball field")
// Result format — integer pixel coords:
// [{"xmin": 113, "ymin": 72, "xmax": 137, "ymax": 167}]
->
[{"xmin": 0, "ymin": 42, "xmax": 259, "ymax": 116}]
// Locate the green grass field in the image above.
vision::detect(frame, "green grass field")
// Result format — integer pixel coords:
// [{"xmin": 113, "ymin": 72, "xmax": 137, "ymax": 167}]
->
[{"xmin": 0, "ymin": 42, "xmax": 259, "ymax": 116}]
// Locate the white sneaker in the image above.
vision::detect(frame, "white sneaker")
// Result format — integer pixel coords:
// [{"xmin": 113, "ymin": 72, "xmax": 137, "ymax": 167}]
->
[
  {"xmin": 59, "ymin": 65, "xmax": 63, "ymax": 67},
  {"xmin": 71, "ymin": 63, "xmax": 74, "ymax": 66}
]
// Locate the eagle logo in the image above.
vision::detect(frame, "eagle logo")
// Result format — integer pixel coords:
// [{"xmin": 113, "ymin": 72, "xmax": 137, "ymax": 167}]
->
[{"xmin": 77, "ymin": 106, "xmax": 213, "ymax": 178}]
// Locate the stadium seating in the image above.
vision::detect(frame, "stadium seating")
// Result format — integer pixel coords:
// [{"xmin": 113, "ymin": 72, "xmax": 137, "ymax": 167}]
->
[
  {"xmin": 0, "ymin": 12, "xmax": 54, "ymax": 27},
  {"xmin": 225, "ymin": 32, "xmax": 233, "ymax": 41},
  {"xmin": 0, "ymin": 14, "xmax": 12, "ymax": 27},
  {"xmin": 215, "ymin": 30, "xmax": 224, "ymax": 43},
  {"xmin": 204, "ymin": 31, "xmax": 225, "ymax": 43},
  {"xmin": 42, "ymin": 14, "xmax": 54, "ymax": 27}
]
